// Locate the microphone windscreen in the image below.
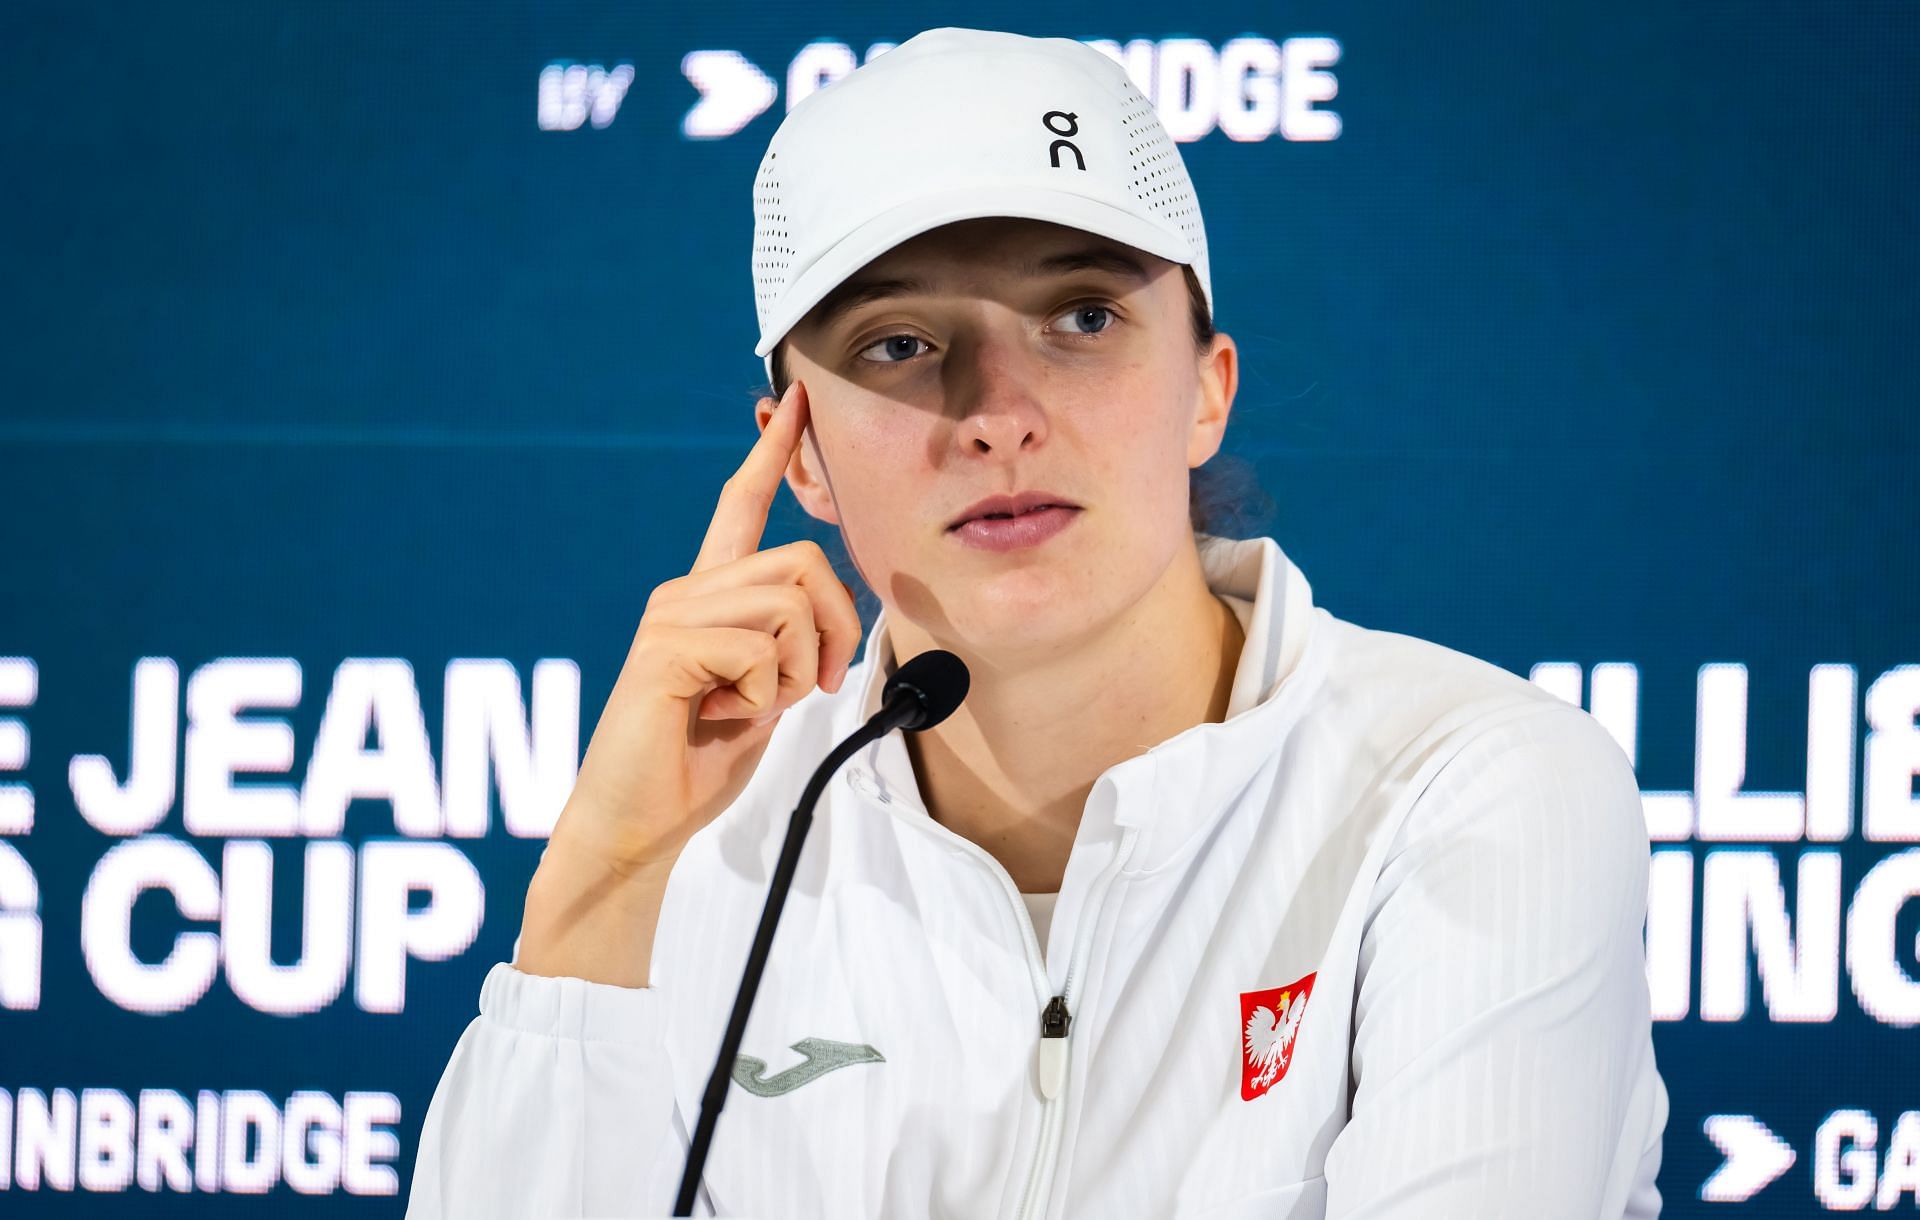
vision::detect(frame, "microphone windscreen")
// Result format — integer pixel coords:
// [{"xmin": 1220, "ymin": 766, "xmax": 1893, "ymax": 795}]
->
[{"xmin": 883, "ymin": 649, "xmax": 970, "ymax": 730}]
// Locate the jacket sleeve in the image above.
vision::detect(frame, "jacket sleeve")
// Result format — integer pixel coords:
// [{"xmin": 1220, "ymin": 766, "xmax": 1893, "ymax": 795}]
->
[
  {"xmin": 1323, "ymin": 704, "xmax": 1670, "ymax": 1219},
  {"xmin": 405, "ymin": 961, "xmax": 692, "ymax": 1218}
]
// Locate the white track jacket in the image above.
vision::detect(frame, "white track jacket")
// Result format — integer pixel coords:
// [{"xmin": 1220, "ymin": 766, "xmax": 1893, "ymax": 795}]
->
[{"xmin": 408, "ymin": 533, "xmax": 1668, "ymax": 1218}]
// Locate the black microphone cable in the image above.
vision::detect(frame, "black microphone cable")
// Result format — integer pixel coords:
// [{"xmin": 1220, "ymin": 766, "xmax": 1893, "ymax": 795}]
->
[{"xmin": 673, "ymin": 648, "xmax": 969, "ymax": 1216}]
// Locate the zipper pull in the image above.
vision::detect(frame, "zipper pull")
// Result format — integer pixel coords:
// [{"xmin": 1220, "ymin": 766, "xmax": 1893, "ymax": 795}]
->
[{"xmin": 1037, "ymin": 994, "xmax": 1072, "ymax": 1101}]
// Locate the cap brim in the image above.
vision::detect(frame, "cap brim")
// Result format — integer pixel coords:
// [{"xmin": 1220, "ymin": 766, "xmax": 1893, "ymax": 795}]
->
[{"xmin": 753, "ymin": 184, "xmax": 1198, "ymax": 360}]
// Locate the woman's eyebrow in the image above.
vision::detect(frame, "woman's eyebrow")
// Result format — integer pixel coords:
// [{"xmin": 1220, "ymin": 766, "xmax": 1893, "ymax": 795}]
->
[
  {"xmin": 809, "ymin": 247, "xmax": 1152, "ymax": 334},
  {"xmin": 1017, "ymin": 247, "xmax": 1152, "ymax": 285},
  {"xmin": 811, "ymin": 277, "xmax": 931, "ymax": 334}
]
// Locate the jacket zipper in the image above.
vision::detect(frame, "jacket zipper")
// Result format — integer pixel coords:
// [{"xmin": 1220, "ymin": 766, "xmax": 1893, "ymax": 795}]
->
[
  {"xmin": 979, "ymin": 826, "xmax": 1140, "ymax": 1220},
  {"xmin": 877, "ymin": 780, "xmax": 1141, "ymax": 1219},
  {"xmin": 1008, "ymin": 827, "xmax": 1136, "ymax": 1220}
]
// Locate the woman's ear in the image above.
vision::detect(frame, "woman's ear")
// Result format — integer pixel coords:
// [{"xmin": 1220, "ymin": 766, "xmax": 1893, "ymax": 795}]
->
[
  {"xmin": 1186, "ymin": 332, "xmax": 1238, "ymax": 468},
  {"xmin": 755, "ymin": 386, "xmax": 842, "ymax": 525}
]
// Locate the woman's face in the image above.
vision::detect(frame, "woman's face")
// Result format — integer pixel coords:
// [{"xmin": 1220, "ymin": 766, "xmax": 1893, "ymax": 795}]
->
[{"xmin": 768, "ymin": 215, "xmax": 1236, "ymax": 663}]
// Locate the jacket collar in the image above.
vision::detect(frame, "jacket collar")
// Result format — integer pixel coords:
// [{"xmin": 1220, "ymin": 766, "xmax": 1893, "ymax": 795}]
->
[{"xmin": 840, "ymin": 534, "xmax": 1329, "ymax": 870}]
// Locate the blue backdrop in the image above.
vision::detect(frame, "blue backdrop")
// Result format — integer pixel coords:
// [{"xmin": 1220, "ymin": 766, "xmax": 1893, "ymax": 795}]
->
[{"xmin": 3, "ymin": 3, "xmax": 1917, "ymax": 1215}]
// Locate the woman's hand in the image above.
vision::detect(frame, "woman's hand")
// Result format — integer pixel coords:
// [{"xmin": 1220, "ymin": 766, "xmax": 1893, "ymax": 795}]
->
[{"xmin": 552, "ymin": 378, "xmax": 862, "ymax": 876}]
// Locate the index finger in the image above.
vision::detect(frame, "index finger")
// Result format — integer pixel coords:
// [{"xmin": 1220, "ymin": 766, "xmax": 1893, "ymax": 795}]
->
[{"xmin": 692, "ymin": 379, "xmax": 809, "ymax": 572}]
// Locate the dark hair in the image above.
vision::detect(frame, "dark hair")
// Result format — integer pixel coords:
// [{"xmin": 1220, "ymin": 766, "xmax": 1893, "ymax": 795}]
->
[{"xmin": 761, "ymin": 262, "xmax": 1271, "ymax": 539}]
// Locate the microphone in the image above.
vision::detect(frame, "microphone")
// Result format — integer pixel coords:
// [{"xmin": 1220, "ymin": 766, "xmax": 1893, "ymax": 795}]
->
[
  {"xmin": 872, "ymin": 646, "xmax": 969, "ymax": 732},
  {"xmin": 673, "ymin": 649, "xmax": 970, "ymax": 1216}
]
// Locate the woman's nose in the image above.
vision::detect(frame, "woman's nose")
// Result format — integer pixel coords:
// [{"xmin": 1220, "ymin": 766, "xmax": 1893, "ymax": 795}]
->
[
  {"xmin": 959, "ymin": 409, "xmax": 1041, "ymax": 454},
  {"xmin": 953, "ymin": 334, "xmax": 1051, "ymax": 455}
]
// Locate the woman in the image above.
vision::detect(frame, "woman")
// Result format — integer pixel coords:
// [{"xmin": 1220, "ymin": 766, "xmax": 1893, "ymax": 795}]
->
[{"xmin": 408, "ymin": 27, "xmax": 1667, "ymax": 1218}]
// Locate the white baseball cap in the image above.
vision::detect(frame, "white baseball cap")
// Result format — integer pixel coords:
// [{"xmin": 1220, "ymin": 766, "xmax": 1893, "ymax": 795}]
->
[{"xmin": 749, "ymin": 26, "xmax": 1213, "ymax": 383}]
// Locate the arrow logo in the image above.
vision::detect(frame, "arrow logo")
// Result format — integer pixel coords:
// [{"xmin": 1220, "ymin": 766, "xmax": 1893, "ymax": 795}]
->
[
  {"xmin": 681, "ymin": 50, "xmax": 778, "ymax": 139},
  {"xmin": 732, "ymin": 1037, "xmax": 885, "ymax": 1097},
  {"xmin": 1701, "ymin": 1114, "xmax": 1795, "ymax": 1201}
]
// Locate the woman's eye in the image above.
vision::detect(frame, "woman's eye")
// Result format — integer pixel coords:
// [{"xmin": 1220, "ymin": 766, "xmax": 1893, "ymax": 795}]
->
[
  {"xmin": 1056, "ymin": 303, "xmax": 1117, "ymax": 335},
  {"xmin": 856, "ymin": 334, "xmax": 930, "ymax": 364},
  {"xmin": 855, "ymin": 305, "xmax": 1116, "ymax": 363}
]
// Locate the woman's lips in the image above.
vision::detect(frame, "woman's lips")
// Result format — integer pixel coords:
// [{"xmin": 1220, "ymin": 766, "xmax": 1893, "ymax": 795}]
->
[{"xmin": 949, "ymin": 505, "xmax": 1082, "ymax": 552}]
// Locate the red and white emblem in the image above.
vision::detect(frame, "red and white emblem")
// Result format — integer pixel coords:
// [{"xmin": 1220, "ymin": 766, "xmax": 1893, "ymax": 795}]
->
[{"xmin": 1240, "ymin": 971, "xmax": 1316, "ymax": 1101}]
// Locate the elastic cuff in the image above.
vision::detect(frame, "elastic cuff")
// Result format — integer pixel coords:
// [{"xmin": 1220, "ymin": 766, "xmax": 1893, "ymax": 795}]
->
[{"xmin": 478, "ymin": 961, "xmax": 667, "ymax": 1045}]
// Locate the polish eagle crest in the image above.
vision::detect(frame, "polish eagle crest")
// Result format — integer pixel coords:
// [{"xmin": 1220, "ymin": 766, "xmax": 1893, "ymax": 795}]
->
[{"xmin": 1238, "ymin": 971, "xmax": 1318, "ymax": 1100}]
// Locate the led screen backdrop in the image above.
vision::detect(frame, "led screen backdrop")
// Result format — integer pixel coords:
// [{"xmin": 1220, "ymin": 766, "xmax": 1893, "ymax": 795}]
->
[{"xmin": 2, "ymin": 2, "xmax": 1917, "ymax": 1215}]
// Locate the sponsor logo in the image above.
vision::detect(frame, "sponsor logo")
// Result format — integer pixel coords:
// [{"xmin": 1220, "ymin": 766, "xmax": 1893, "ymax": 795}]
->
[{"xmin": 732, "ymin": 1037, "xmax": 885, "ymax": 1097}]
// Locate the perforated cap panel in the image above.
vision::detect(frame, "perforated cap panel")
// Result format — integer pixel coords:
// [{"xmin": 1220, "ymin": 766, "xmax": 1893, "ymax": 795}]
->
[
  {"xmin": 752, "ymin": 148, "xmax": 790, "ymax": 329},
  {"xmin": 1119, "ymin": 82, "xmax": 1207, "ymax": 274}
]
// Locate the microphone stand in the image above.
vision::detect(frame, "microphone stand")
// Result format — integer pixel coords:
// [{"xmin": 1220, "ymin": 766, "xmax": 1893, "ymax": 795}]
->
[{"xmin": 671, "ymin": 695, "xmax": 918, "ymax": 1216}]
